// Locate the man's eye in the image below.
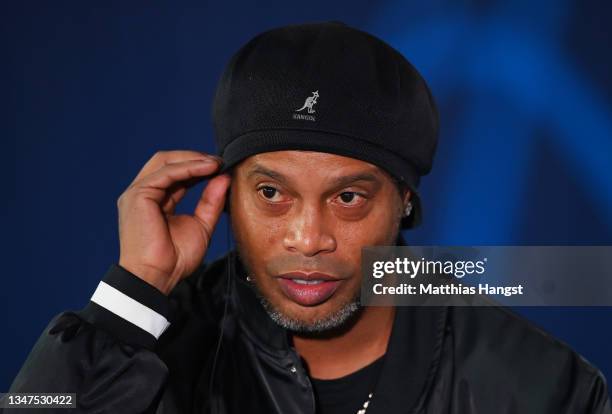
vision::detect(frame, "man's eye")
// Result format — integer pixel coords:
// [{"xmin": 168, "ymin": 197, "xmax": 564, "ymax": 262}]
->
[
  {"xmin": 337, "ymin": 192, "xmax": 363, "ymax": 205},
  {"xmin": 258, "ymin": 186, "xmax": 281, "ymax": 201}
]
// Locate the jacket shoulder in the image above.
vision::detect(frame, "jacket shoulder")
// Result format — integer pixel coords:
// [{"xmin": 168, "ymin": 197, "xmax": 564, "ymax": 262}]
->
[{"xmin": 447, "ymin": 306, "xmax": 610, "ymax": 412}]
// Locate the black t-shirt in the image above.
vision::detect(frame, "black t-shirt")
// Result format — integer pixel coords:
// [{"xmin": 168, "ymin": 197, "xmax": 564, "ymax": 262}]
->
[{"xmin": 310, "ymin": 354, "xmax": 385, "ymax": 414}]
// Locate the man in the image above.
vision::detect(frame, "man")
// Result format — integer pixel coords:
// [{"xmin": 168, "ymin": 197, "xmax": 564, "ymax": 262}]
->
[{"xmin": 7, "ymin": 21, "xmax": 610, "ymax": 414}]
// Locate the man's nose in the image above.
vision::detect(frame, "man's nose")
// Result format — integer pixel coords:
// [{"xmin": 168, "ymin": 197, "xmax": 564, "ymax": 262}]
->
[{"xmin": 282, "ymin": 204, "xmax": 336, "ymax": 256}]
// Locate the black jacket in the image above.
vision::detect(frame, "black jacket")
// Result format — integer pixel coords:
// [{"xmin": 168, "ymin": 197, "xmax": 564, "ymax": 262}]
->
[{"xmin": 7, "ymin": 245, "xmax": 611, "ymax": 414}]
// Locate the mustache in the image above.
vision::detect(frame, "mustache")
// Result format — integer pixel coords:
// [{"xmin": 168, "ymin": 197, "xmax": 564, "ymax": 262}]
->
[{"xmin": 265, "ymin": 254, "xmax": 355, "ymax": 277}]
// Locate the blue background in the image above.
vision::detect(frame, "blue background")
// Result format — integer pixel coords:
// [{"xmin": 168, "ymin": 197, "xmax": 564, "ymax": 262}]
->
[{"xmin": 4, "ymin": 0, "xmax": 611, "ymax": 393}]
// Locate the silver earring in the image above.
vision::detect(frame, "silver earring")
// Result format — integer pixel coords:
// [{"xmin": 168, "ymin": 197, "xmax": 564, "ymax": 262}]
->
[
  {"xmin": 246, "ymin": 275, "xmax": 253, "ymax": 282},
  {"xmin": 404, "ymin": 201, "xmax": 413, "ymax": 217}
]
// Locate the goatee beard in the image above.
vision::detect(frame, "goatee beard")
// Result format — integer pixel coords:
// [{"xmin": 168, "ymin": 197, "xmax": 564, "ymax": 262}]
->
[{"xmin": 252, "ymin": 284, "xmax": 363, "ymax": 335}]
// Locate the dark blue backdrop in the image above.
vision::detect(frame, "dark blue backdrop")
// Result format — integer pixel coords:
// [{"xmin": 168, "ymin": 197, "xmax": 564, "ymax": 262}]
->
[{"xmin": 4, "ymin": 0, "xmax": 611, "ymax": 392}]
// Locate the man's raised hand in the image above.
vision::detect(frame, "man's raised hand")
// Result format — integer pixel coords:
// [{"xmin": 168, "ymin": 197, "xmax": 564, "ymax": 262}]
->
[{"xmin": 117, "ymin": 150, "xmax": 231, "ymax": 295}]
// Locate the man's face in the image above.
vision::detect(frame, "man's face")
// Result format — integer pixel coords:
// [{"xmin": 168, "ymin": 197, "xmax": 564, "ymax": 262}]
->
[{"xmin": 229, "ymin": 150, "xmax": 408, "ymax": 333}]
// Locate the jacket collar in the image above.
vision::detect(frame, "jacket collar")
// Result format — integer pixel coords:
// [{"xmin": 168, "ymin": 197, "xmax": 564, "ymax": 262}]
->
[
  {"xmin": 229, "ymin": 234, "xmax": 448, "ymax": 412},
  {"xmin": 231, "ymin": 251, "xmax": 293, "ymax": 351}
]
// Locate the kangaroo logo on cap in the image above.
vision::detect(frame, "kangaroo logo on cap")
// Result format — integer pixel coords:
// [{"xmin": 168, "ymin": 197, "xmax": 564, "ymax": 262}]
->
[{"xmin": 292, "ymin": 90, "xmax": 318, "ymax": 122}]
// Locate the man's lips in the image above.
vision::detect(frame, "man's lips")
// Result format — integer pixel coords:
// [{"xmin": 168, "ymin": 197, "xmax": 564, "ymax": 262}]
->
[
  {"xmin": 276, "ymin": 272, "xmax": 344, "ymax": 306},
  {"xmin": 278, "ymin": 271, "xmax": 340, "ymax": 281}
]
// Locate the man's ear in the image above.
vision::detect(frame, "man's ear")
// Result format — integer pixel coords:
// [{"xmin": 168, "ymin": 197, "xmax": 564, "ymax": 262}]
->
[{"xmin": 403, "ymin": 187, "xmax": 412, "ymax": 208}]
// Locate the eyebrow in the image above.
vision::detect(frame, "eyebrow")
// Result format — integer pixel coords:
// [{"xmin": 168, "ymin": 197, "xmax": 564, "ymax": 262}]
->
[{"xmin": 247, "ymin": 164, "xmax": 382, "ymax": 188}]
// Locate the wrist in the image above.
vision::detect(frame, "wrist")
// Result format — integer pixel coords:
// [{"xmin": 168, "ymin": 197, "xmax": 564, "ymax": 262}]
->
[
  {"xmin": 82, "ymin": 263, "xmax": 172, "ymax": 348},
  {"xmin": 117, "ymin": 260, "xmax": 173, "ymax": 295}
]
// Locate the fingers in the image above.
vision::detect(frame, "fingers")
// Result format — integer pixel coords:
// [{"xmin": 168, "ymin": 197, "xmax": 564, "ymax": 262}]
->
[
  {"xmin": 130, "ymin": 150, "xmax": 223, "ymax": 187},
  {"xmin": 159, "ymin": 176, "xmax": 205, "ymax": 214},
  {"xmin": 193, "ymin": 173, "xmax": 232, "ymax": 236},
  {"xmin": 131, "ymin": 159, "xmax": 222, "ymax": 204}
]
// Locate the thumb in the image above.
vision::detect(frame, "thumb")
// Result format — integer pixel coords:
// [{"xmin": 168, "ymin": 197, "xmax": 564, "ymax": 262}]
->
[{"xmin": 193, "ymin": 173, "xmax": 232, "ymax": 237}]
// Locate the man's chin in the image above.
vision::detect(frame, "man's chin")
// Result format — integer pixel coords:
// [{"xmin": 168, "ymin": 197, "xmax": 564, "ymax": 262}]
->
[{"xmin": 257, "ymin": 294, "xmax": 363, "ymax": 335}]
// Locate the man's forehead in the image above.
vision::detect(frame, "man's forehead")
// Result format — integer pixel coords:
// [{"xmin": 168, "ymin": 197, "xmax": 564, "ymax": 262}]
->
[{"xmin": 240, "ymin": 150, "xmax": 385, "ymax": 176}]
